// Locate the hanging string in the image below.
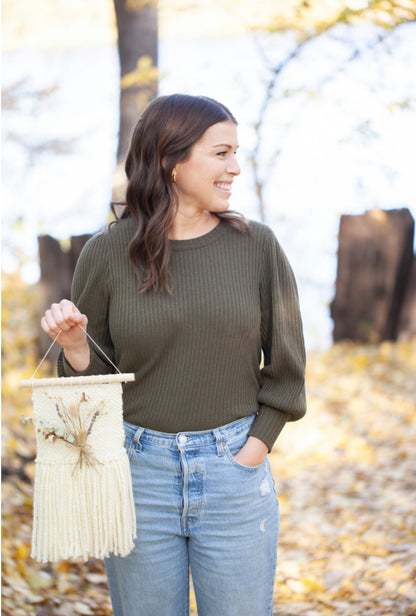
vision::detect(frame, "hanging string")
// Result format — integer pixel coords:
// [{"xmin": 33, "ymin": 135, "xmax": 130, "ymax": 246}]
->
[
  {"xmin": 77, "ymin": 325, "xmax": 121, "ymax": 374},
  {"xmin": 30, "ymin": 330, "xmax": 63, "ymax": 380},
  {"xmin": 30, "ymin": 324, "xmax": 121, "ymax": 380}
]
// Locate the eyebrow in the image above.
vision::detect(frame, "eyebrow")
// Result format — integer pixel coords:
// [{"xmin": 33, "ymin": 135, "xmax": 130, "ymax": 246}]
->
[{"xmin": 212, "ymin": 144, "xmax": 239, "ymax": 149}]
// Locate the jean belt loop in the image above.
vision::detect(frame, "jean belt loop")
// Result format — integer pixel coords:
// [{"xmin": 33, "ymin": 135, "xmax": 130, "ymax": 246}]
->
[
  {"xmin": 132, "ymin": 427, "xmax": 145, "ymax": 451},
  {"xmin": 213, "ymin": 428, "xmax": 225, "ymax": 457}
]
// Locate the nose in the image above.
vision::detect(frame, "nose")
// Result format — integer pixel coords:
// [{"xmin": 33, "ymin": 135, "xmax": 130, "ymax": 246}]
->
[{"xmin": 227, "ymin": 155, "xmax": 240, "ymax": 176}]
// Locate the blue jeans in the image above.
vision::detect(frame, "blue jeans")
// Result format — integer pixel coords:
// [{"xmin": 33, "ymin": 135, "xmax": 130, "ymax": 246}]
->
[{"xmin": 105, "ymin": 414, "xmax": 279, "ymax": 616}]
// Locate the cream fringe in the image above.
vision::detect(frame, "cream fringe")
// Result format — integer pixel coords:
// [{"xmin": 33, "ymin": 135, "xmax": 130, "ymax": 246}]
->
[{"xmin": 31, "ymin": 452, "xmax": 136, "ymax": 562}]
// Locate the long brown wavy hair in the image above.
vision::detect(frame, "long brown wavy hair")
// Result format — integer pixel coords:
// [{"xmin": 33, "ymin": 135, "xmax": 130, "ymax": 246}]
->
[{"xmin": 113, "ymin": 93, "xmax": 251, "ymax": 293}]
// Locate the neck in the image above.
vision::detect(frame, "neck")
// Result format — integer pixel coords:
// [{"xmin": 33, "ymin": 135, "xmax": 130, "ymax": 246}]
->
[{"xmin": 168, "ymin": 210, "xmax": 219, "ymax": 240}]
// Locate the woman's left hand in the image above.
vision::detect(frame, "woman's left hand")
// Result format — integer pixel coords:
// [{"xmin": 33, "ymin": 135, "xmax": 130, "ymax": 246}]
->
[{"xmin": 233, "ymin": 436, "xmax": 268, "ymax": 467}]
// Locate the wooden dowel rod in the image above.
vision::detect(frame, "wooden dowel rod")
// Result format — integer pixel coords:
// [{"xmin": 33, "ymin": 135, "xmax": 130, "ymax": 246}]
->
[{"xmin": 20, "ymin": 373, "xmax": 135, "ymax": 388}]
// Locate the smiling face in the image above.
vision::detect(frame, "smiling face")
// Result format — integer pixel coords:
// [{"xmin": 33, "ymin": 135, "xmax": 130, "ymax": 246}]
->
[{"xmin": 173, "ymin": 121, "xmax": 240, "ymax": 217}]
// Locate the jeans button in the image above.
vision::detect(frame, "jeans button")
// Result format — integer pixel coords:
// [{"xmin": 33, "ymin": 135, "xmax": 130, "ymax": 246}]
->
[{"xmin": 178, "ymin": 434, "xmax": 187, "ymax": 445}]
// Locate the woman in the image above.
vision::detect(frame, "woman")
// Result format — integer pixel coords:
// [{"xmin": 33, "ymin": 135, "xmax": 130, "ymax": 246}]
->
[{"xmin": 41, "ymin": 94, "xmax": 306, "ymax": 616}]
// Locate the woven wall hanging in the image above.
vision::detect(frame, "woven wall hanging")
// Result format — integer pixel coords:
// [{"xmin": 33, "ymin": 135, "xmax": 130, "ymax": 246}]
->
[{"xmin": 21, "ymin": 329, "xmax": 137, "ymax": 563}]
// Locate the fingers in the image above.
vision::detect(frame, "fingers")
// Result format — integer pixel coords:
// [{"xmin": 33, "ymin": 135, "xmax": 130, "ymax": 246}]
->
[
  {"xmin": 41, "ymin": 300, "xmax": 88, "ymax": 339},
  {"xmin": 60, "ymin": 300, "xmax": 86, "ymax": 328}
]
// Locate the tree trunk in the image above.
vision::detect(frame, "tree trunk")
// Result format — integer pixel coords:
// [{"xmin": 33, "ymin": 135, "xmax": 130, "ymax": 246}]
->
[
  {"xmin": 36, "ymin": 3, "xmax": 159, "ymax": 361},
  {"xmin": 38, "ymin": 234, "xmax": 92, "ymax": 361},
  {"xmin": 112, "ymin": 0, "xmax": 158, "ymax": 203},
  {"xmin": 330, "ymin": 208, "xmax": 415, "ymax": 343}
]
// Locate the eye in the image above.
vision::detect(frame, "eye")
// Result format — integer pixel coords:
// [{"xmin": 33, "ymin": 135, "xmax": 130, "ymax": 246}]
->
[{"xmin": 216, "ymin": 151, "xmax": 227, "ymax": 157}]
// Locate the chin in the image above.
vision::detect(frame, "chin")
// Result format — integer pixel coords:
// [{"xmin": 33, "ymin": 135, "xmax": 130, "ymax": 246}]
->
[{"xmin": 211, "ymin": 203, "xmax": 231, "ymax": 213}]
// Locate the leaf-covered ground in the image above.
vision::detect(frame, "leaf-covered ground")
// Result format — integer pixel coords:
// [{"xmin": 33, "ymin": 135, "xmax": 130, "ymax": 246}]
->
[{"xmin": 2, "ymin": 272, "xmax": 416, "ymax": 615}]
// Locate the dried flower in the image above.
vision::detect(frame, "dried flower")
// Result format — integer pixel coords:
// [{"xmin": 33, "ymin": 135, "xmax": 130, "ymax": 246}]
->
[{"xmin": 23, "ymin": 391, "xmax": 105, "ymax": 474}]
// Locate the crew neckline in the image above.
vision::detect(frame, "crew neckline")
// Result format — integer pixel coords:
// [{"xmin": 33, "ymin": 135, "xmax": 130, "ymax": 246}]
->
[{"xmin": 169, "ymin": 220, "xmax": 226, "ymax": 251}]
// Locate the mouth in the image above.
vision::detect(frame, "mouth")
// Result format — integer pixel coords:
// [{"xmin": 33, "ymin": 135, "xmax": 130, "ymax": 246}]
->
[{"xmin": 214, "ymin": 182, "xmax": 232, "ymax": 194}]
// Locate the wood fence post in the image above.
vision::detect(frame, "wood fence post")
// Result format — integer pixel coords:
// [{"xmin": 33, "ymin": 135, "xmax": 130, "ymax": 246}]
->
[
  {"xmin": 38, "ymin": 234, "xmax": 92, "ymax": 360},
  {"xmin": 330, "ymin": 208, "xmax": 414, "ymax": 343}
]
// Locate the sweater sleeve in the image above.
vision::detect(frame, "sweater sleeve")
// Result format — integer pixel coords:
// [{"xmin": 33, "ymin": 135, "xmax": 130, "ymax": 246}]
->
[
  {"xmin": 57, "ymin": 231, "xmax": 116, "ymax": 377},
  {"xmin": 248, "ymin": 226, "xmax": 306, "ymax": 451}
]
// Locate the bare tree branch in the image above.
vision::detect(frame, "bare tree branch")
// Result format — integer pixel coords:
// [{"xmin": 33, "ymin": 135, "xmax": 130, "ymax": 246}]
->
[{"xmin": 249, "ymin": 18, "xmax": 405, "ymax": 221}]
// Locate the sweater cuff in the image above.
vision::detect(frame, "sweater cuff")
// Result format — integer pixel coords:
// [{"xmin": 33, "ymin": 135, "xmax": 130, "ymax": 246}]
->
[
  {"xmin": 57, "ymin": 349, "xmax": 74, "ymax": 377},
  {"xmin": 248, "ymin": 405, "xmax": 288, "ymax": 452}
]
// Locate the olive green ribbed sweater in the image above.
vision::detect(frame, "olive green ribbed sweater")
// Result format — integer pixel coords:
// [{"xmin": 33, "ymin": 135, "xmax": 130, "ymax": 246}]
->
[{"xmin": 57, "ymin": 217, "xmax": 306, "ymax": 451}]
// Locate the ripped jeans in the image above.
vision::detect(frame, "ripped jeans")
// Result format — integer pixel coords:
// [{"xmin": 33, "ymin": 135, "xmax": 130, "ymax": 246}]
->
[{"xmin": 105, "ymin": 414, "xmax": 279, "ymax": 616}]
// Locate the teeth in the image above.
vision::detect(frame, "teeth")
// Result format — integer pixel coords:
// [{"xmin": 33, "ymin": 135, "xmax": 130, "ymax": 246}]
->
[{"xmin": 215, "ymin": 183, "xmax": 231, "ymax": 190}]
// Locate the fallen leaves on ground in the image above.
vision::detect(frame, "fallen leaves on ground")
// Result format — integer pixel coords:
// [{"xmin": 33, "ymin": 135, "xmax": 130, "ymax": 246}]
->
[
  {"xmin": 271, "ymin": 340, "xmax": 416, "ymax": 615},
  {"xmin": 2, "ymin": 271, "xmax": 416, "ymax": 615}
]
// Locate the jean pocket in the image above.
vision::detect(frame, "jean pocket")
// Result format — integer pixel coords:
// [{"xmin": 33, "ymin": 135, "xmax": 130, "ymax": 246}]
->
[{"xmin": 224, "ymin": 439, "xmax": 268, "ymax": 472}]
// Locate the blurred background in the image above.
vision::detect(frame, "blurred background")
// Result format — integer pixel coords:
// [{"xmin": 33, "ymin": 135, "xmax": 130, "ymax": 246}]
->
[
  {"xmin": 2, "ymin": 2, "xmax": 416, "ymax": 615},
  {"xmin": 3, "ymin": 0, "xmax": 416, "ymax": 349}
]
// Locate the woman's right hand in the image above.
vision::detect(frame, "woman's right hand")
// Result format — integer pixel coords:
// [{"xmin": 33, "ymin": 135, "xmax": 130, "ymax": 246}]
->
[{"xmin": 41, "ymin": 300, "xmax": 90, "ymax": 371}]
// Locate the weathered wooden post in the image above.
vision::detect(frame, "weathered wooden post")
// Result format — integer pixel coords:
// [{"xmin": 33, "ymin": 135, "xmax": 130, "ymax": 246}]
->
[
  {"xmin": 397, "ymin": 256, "xmax": 416, "ymax": 340},
  {"xmin": 330, "ymin": 208, "xmax": 415, "ymax": 343}
]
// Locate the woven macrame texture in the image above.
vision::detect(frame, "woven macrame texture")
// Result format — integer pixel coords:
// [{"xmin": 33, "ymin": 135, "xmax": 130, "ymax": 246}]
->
[{"xmin": 31, "ymin": 380, "xmax": 136, "ymax": 562}]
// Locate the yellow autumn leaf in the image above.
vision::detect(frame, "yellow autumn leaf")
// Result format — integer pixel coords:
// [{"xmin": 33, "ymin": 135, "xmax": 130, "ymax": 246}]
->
[
  {"xmin": 120, "ymin": 55, "xmax": 160, "ymax": 90},
  {"xmin": 15, "ymin": 543, "xmax": 31, "ymax": 560},
  {"xmin": 298, "ymin": 576, "xmax": 326, "ymax": 592}
]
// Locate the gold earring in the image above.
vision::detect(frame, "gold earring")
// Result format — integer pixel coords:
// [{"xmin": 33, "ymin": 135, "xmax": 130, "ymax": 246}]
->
[{"xmin": 171, "ymin": 170, "xmax": 177, "ymax": 184}]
